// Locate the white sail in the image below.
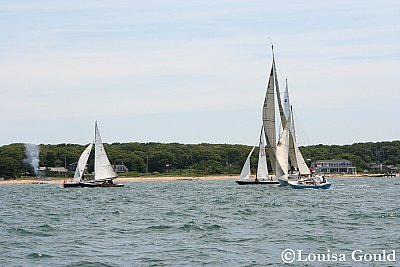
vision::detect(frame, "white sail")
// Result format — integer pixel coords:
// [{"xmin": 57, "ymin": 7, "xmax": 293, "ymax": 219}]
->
[
  {"xmin": 283, "ymin": 79, "xmax": 291, "ymax": 120},
  {"xmin": 276, "ymin": 113, "xmax": 291, "ymax": 181},
  {"xmin": 284, "ymin": 81, "xmax": 298, "ymax": 170},
  {"xmin": 94, "ymin": 122, "xmax": 117, "ymax": 181},
  {"xmin": 239, "ymin": 146, "xmax": 256, "ymax": 180},
  {"xmin": 256, "ymin": 127, "xmax": 269, "ymax": 180},
  {"xmin": 73, "ymin": 143, "xmax": 93, "ymax": 182},
  {"xmin": 293, "ymin": 140, "xmax": 311, "ymax": 175},
  {"xmin": 284, "ymin": 81, "xmax": 311, "ymax": 176}
]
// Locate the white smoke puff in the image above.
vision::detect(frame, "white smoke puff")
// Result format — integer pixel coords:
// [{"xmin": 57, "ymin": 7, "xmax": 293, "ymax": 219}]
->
[{"xmin": 24, "ymin": 144, "xmax": 41, "ymax": 177}]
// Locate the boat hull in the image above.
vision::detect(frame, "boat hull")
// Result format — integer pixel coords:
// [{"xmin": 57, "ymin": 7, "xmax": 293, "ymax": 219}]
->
[
  {"xmin": 235, "ymin": 180, "xmax": 279, "ymax": 185},
  {"xmin": 62, "ymin": 181, "xmax": 124, "ymax": 188},
  {"xmin": 288, "ymin": 182, "xmax": 331, "ymax": 189},
  {"xmin": 62, "ymin": 182, "xmax": 81, "ymax": 188},
  {"xmin": 278, "ymin": 179, "xmax": 289, "ymax": 186}
]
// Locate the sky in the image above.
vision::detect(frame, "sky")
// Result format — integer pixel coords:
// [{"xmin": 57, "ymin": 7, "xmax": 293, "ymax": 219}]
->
[{"xmin": 0, "ymin": 0, "xmax": 399, "ymax": 146}]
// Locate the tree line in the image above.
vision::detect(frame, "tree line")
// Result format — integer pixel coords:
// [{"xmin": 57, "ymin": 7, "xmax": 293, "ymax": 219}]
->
[{"xmin": 0, "ymin": 141, "xmax": 399, "ymax": 179}]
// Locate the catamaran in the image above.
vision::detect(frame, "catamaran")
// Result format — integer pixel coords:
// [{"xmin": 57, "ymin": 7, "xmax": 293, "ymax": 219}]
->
[
  {"xmin": 62, "ymin": 122, "xmax": 124, "ymax": 188},
  {"xmin": 235, "ymin": 126, "xmax": 279, "ymax": 185}
]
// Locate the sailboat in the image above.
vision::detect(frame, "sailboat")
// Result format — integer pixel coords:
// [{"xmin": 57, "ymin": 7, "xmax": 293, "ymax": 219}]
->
[
  {"xmin": 261, "ymin": 47, "xmax": 330, "ymax": 189},
  {"xmin": 281, "ymin": 81, "xmax": 331, "ymax": 189},
  {"xmin": 235, "ymin": 126, "xmax": 279, "ymax": 185},
  {"xmin": 62, "ymin": 122, "xmax": 124, "ymax": 188},
  {"xmin": 261, "ymin": 47, "xmax": 291, "ymax": 186}
]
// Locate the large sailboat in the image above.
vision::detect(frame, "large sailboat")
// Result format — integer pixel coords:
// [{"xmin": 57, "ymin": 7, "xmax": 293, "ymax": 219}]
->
[
  {"xmin": 235, "ymin": 126, "xmax": 279, "ymax": 185},
  {"xmin": 62, "ymin": 122, "xmax": 124, "ymax": 188},
  {"xmin": 261, "ymin": 48, "xmax": 290, "ymax": 186},
  {"xmin": 261, "ymin": 47, "xmax": 330, "ymax": 188}
]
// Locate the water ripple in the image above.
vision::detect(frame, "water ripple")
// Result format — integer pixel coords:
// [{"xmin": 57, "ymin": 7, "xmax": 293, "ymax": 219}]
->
[{"xmin": 0, "ymin": 178, "xmax": 399, "ymax": 266}]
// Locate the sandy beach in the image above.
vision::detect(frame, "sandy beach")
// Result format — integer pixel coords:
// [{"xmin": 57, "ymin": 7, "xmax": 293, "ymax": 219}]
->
[
  {"xmin": 0, "ymin": 175, "xmax": 239, "ymax": 185},
  {"xmin": 0, "ymin": 174, "xmax": 397, "ymax": 185}
]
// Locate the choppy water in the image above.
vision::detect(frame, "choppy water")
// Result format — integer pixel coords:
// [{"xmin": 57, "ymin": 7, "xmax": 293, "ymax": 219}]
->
[{"xmin": 0, "ymin": 178, "xmax": 399, "ymax": 266}]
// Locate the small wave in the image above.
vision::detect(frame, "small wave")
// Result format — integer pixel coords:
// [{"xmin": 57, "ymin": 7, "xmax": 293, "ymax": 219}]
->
[
  {"xmin": 179, "ymin": 222, "xmax": 204, "ymax": 231},
  {"xmin": 212, "ymin": 199, "xmax": 229, "ymax": 204},
  {"xmin": 204, "ymin": 224, "xmax": 222, "ymax": 230},
  {"xmin": 11, "ymin": 226, "xmax": 55, "ymax": 237},
  {"xmin": 261, "ymin": 202, "xmax": 282, "ymax": 207},
  {"xmin": 27, "ymin": 252, "xmax": 53, "ymax": 259},
  {"xmin": 146, "ymin": 225, "xmax": 173, "ymax": 230},
  {"xmin": 178, "ymin": 222, "xmax": 222, "ymax": 232},
  {"xmin": 11, "ymin": 228, "xmax": 33, "ymax": 236},
  {"xmin": 63, "ymin": 261, "xmax": 115, "ymax": 267},
  {"xmin": 234, "ymin": 208, "xmax": 256, "ymax": 215},
  {"xmin": 219, "ymin": 237, "xmax": 253, "ymax": 243},
  {"xmin": 37, "ymin": 224, "xmax": 55, "ymax": 230},
  {"xmin": 111, "ymin": 210, "xmax": 122, "ymax": 214},
  {"xmin": 381, "ymin": 212, "xmax": 399, "ymax": 218}
]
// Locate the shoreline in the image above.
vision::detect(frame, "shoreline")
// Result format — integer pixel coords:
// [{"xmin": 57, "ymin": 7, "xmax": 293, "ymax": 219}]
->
[
  {"xmin": 0, "ymin": 174, "xmax": 398, "ymax": 185},
  {"xmin": 0, "ymin": 175, "xmax": 239, "ymax": 185}
]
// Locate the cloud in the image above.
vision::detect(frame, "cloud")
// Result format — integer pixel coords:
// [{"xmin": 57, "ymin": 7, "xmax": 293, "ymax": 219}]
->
[{"xmin": 0, "ymin": 0, "xmax": 399, "ymax": 145}]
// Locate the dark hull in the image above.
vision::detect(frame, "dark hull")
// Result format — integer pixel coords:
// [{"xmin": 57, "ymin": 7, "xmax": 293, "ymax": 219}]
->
[
  {"xmin": 97, "ymin": 183, "xmax": 124, "ymax": 187},
  {"xmin": 62, "ymin": 182, "xmax": 81, "ymax": 188},
  {"xmin": 62, "ymin": 181, "xmax": 124, "ymax": 188},
  {"xmin": 235, "ymin": 180, "xmax": 279, "ymax": 185}
]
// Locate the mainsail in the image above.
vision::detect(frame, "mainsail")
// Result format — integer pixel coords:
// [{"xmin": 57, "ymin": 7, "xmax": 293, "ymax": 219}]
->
[
  {"xmin": 263, "ymin": 65, "xmax": 277, "ymax": 175},
  {"xmin": 263, "ymin": 52, "xmax": 288, "ymax": 176},
  {"xmin": 94, "ymin": 122, "xmax": 117, "ymax": 181},
  {"xmin": 73, "ymin": 143, "xmax": 93, "ymax": 182}
]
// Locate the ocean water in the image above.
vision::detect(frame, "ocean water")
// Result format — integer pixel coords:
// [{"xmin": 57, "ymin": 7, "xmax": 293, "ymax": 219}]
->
[{"xmin": 0, "ymin": 178, "xmax": 399, "ymax": 266}]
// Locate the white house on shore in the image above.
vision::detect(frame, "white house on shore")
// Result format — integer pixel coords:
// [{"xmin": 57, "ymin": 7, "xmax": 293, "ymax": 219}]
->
[{"xmin": 311, "ymin": 160, "xmax": 357, "ymax": 174}]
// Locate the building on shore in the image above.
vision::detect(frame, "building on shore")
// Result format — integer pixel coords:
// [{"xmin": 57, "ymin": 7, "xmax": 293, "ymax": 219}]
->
[
  {"xmin": 38, "ymin": 167, "xmax": 68, "ymax": 176},
  {"xmin": 368, "ymin": 163, "xmax": 399, "ymax": 173},
  {"xmin": 311, "ymin": 160, "xmax": 357, "ymax": 174},
  {"xmin": 112, "ymin": 164, "xmax": 129, "ymax": 173}
]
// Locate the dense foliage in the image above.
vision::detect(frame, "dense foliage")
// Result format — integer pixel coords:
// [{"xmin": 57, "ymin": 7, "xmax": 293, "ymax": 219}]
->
[{"xmin": 0, "ymin": 141, "xmax": 399, "ymax": 179}]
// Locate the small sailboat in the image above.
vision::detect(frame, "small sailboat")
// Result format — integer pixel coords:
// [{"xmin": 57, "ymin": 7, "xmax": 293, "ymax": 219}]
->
[
  {"xmin": 288, "ymin": 176, "xmax": 331, "ymax": 189},
  {"xmin": 62, "ymin": 143, "xmax": 93, "ymax": 188},
  {"xmin": 62, "ymin": 122, "xmax": 124, "ymax": 188},
  {"xmin": 235, "ymin": 126, "xmax": 279, "ymax": 185}
]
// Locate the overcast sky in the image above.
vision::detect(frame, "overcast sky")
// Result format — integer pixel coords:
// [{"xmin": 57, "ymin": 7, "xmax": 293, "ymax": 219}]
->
[{"xmin": 1, "ymin": 0, "xmax": 399, "ymax": 146}]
